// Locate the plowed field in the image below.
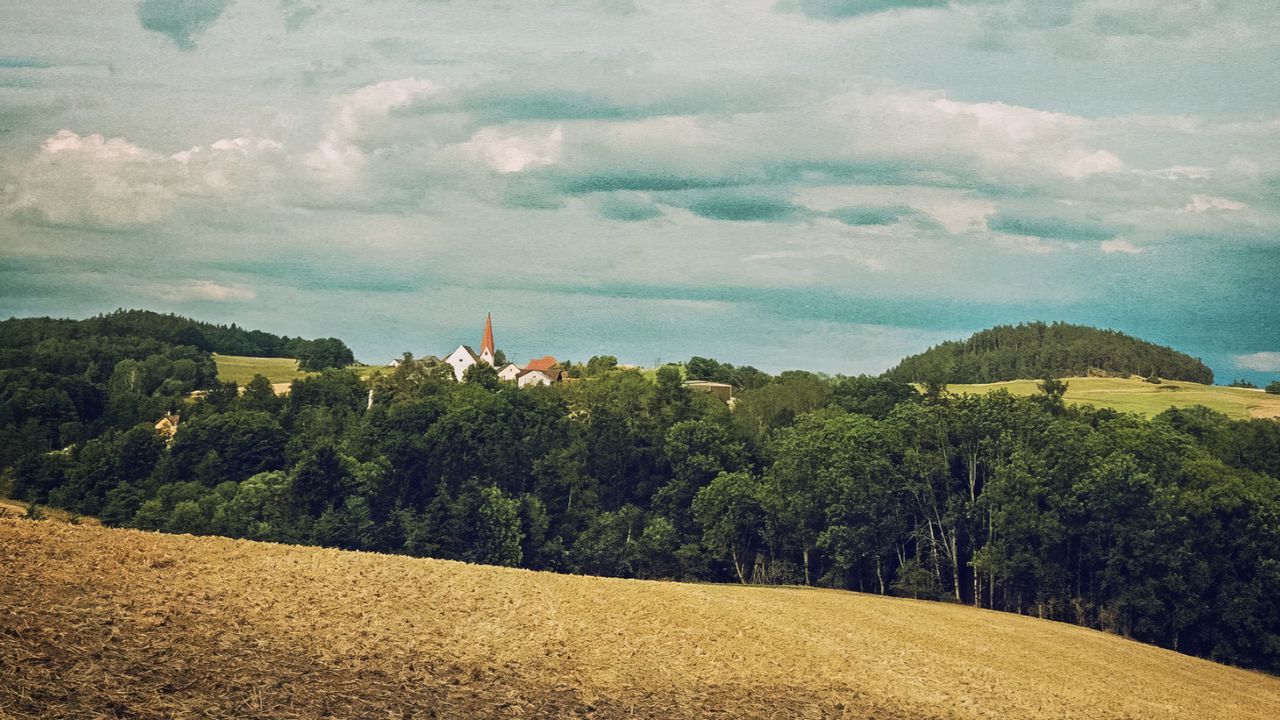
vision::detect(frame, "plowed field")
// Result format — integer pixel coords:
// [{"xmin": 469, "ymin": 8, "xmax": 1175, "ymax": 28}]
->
[{"xmin": 3, "ymin": 519, "xmax": 1279, "ymax": 719}]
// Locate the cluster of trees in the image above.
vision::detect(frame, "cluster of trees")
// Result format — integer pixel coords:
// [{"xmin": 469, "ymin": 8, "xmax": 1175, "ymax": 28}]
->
[
  {"xmin": 1, "ymin": 310, "xmax": 353, "ymax": 369},
  {"xmin": 0, "ymin": 311, "xmax": 354, "ymax": 466},
  {"xmin": 6, "ymin": 329, "xmax": 1280, "ymax": 673},
  {"xmin": 890, "ymin": 322, "xmax": 1215, "ymax": 385},
  {"xmin": 685, "ymin": 356, "xmax": 773, "ymax": 390}
]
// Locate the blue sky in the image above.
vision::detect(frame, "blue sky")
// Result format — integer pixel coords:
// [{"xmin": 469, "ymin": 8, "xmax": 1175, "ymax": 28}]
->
[{"xmin": 1, "ymin": 1, "xmax": 1278, "ymax": 381}]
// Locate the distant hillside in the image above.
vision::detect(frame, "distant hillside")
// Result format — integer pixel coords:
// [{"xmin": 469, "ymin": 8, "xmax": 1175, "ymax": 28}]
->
[
  {"xmin": 0, "ymin": 310, "xmax": 353, "ymax": 466},
  {"xmin": 0, "ymin": 309, "xmax": 352, "ymax": 370},
  {"xmin": 5, "ymin": 519, "xmax": 1279, "ymax": 720},
  {"xmin": 889, "ymin": 321, "xmax": 1214, "ymax": 384}
]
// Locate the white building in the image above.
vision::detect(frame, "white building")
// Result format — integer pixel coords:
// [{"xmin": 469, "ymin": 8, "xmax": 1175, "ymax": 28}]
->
[
  {"xmin": 444, "ymin": 313, "xmax": 497, "ymax": 381},
  {"xmin": 517, "ymin": 368, "xmax": 557, "ymax": 387},
  {"xmin": 497, "ymin": 363, "xmax": 523, "ymax": 382}
]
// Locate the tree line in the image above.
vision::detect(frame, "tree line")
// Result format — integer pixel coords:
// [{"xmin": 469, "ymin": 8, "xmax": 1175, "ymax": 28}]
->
[
  {"xmin": 3, "ymin": 314, "xmax": 1280, "ymax": 674},
  {"xmin": 889, "ymin": 321, "xmax": 1215, "ymax": 385}
]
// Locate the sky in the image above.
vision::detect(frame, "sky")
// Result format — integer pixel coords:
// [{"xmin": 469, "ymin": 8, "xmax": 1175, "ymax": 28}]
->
[{"xmin": 1, "ymin": 0, "xmax": 1278, "ymax": 382}]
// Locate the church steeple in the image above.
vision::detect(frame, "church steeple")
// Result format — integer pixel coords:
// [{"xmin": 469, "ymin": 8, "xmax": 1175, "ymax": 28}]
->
[{"xmin": 479, "ymin": 312, "xmax": 495, "ymax": 364}]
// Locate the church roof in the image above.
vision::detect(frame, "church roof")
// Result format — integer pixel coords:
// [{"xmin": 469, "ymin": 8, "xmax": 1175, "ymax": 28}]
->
[{"xmin": 481, "ymin": 312, "xmax": 495, "ymax": 356}]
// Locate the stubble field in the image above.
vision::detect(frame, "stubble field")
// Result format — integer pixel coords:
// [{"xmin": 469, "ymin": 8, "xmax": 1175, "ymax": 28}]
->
[{"xmin": 3, "ymin": 519, "xmax": 1279, "ymax": 719}]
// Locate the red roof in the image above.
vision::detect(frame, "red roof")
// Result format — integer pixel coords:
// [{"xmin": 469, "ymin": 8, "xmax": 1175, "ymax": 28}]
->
[
  {"xmin": 481, "ymin": 312, "xmax": 495, "ymax": 356},
  {"xmin": 524, "ymin": 355, "xmax": 558, "ymax": 372}
]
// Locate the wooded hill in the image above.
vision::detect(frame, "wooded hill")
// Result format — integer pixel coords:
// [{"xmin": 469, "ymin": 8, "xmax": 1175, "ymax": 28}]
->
[
  {"xmin": 0, "ymin": 309, "xmax": 353, "ymax": 368},
  {"xmin": 0, "ymin": 310, "xmax": 354, "ymax": 466},
  {"xmin": 4, "ymin": 311, "xmax": 1279, "ymax": 675},
  {"xmin": 888, "ymin": 321, "xmax": 1214, "ymax": 385}
]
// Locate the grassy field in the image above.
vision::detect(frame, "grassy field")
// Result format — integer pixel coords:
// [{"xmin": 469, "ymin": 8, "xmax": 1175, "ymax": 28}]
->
[
  {"xmin": 213, "ymin": 354, "xmax": 385, "ymax": 393},
  {"xmin": 3, "ymin": 519, "xmax": 1279, "ymax": 719},
  {"xmin": 946, "ymin": 376, "xmax": 1280, "ymax": 420},
  {"xmin": 211, "ymin": 354, "xmax": 312, "ymax": 386}
]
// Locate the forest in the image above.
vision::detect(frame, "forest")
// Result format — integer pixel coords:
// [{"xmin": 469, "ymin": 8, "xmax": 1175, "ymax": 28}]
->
[
  {"xmin": 889, "ymin": 321, "xmax": 1216, "ymax": 384},
  {"xmin": 3, "ymin": 312, "xmax": 1280, "ymax": 674}
]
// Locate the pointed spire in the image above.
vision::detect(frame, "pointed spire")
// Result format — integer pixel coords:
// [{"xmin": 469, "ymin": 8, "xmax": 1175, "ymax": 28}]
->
[{"xmin": 481, "ymin": 312, "xmax": 495, "ymax": 357}]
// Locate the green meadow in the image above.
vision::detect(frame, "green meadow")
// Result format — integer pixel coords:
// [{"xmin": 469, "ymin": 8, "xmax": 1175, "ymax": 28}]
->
[
  {"xmin": 213, "ymin": 354, "xmax": 383, "ymax": 389},
  {"xmin": 946, "ymin": 376, "xmax": 1280, "ymax": 420}
]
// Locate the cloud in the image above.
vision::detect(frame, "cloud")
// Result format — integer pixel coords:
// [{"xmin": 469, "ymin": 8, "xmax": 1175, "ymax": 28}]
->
[
  {"xmin": 4, "ymin": 130, "xmax": 179, "ymax": 226},
  {"xmin": 1182, "ymin": 194, "xmax": 1247, "ymax": 213},
  {"xmin": 1100, "ymin": 239, "xmax": 1142, "ymax": 254},
  {"xmin": 137, "ymin": 0, "xmax": 231, "ymax": 51},
  {"xmin": 664, "ymin": 191, "xmax": 803, "ymax": 223},
  {"xmin": 827, "ymin": 205, "xmax": 917, "ymax": 226},
  {"xmin": 1234, "ymin": 351, "xmax": 1280, "ymax": 372},
  {"xmin": 787, "ymin": 0, "xmax": 949, "ymax": 20},
  {"xmin": 306, "ymin": 78, "xmax": 441, "ymax": 181},
  {"xmin": 460, "ymin": 126, "xmax": 563, "ymax": 173},
  {"xmin": 0, "ymin": 56, "xmax": 51, "ymax": 69},
  {"xmin": 3, "ymin": 130, "xmax": 284, "ymax": 227},
  {"xmin": 153, "ymin": 279, "xmax": 257, "ymax": 302},
  {"xmin": 596, "ymin": 192, "xmax": 663, "ymax": 221},
  {"xmin": 988, "ymin": 213, "xmax": 1116, "ymax": 241}
]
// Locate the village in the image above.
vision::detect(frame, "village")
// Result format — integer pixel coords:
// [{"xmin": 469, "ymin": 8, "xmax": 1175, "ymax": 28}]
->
[{"xmin": 415, "ymin": 313, "xmax": 735, "ymax": 402}]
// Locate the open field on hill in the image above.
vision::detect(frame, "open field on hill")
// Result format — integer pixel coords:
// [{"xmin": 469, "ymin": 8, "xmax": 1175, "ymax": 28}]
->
[
  {"xmin": 4, "ymin": 520, "xmax": 1279, "ymax": 719},
  {"xmin": 211, "ymin": 354, "xmax": 312, "ymax": 386},
  {"xmin": 946, "ymin": 376, "xmax": 1280, "ymax": 420},
  {"xmin": 213, "ymin": 354, "xmax": 383, "ymax": 392}
]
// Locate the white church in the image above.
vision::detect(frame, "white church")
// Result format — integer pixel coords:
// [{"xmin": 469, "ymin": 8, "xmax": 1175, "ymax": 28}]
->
[{"xmin": 443, "ymin": 314, "xmax": 563, "ymax": 387}]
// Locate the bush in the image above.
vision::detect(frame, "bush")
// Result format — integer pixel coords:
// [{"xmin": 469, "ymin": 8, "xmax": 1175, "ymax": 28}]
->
[{"xmin": 1266, "ymin": 381, "xmax": 1280, "ymax": 395}]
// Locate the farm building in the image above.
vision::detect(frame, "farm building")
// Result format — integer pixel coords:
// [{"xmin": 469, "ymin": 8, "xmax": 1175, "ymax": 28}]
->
[
  {"xmin": 684, "ymin": 380, "xmax": 733, "ymax": 404},
  {"xmin": 154, "ymin": 413, "xmax": 180, "ymax": 443}
]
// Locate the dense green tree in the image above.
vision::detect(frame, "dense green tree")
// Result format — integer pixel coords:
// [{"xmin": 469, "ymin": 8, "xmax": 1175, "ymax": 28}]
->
[
  {"xmin": 585, "ymin": 355, "xmax": 618, "ymax": 376},
  {"xmin": 828, "ymin": 375, "xmax": 917, "ymax": 419},
  {"xmin": 462, "ymin": 361, "xmax": 500, "ymax": 389},
  {"xmin": 170, "ymin": 411, "xmax": 286, "ymax": 484},
  {"xmin": 693, "ymin": 471, "xmax": 766, "ymax": 583},
  {"xmin": 467, "ymin": 484, "xmax": 524, "ymax": 567},
  {"xmin": 240, "ymin": 374, "xmax": 282, "ymax": 414}
]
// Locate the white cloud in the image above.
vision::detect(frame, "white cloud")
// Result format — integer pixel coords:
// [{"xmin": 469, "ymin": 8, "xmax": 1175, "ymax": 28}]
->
[
  {"xmin": 1182, "ymin": 194, "xmax": 1247, "ymax": 213},
  {"xmin": 1100, "ymin": 239, "xmax": 1142, "ymax": 254},
  {"xmin": 3, "ymin": 130, "xmax": 287, "ymax": 227},
  {"xmin": 4, "ymin": 130, "xmax": 179, "ymax": 226},
  {"xmin": 461, "ymin": 125, "xmax": 564, "ymax": 173},
  {"xmin": 154, "ymin": 279, "xmax": 257, "ymax": 302},
  {"xmin": 993, "ymin": 234, "xmax": 1066, "ymax": 254},
  {"xmin": 1234, "ymin": 351, "xmax": 1280, "ymax": 372},
  {"xmin": 1149, "ymin": 165, "xmax": 1213, "ymax": 180},
  {"xmin": 306, "ymin": 78, "xmax": 441, "ymax": 180}
]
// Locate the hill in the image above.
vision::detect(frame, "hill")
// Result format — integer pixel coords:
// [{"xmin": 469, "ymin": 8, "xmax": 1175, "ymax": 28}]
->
[
  {"xmin": 946, "ymin": 376, "xmax": 1280, "ymax": 420},
  {"xmin": 889, "ymin": 321, "xmax": 1214, "ymax": 384},
  {"xmin": 0, "ymin": 309, "xmax": 353, "ymax": 370},
  {"xmin": 4, "ymin": 520, "xmax": 1279, "ymax": 720}
]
